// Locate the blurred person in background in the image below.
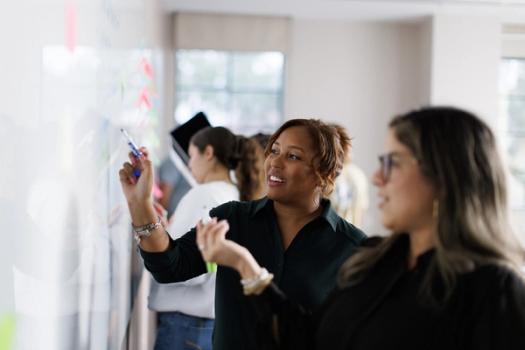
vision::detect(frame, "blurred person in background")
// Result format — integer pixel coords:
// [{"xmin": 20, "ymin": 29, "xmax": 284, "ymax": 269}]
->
[
  {"xmin": 329, "ymin": 124, "xmax": 369, "ymax": 227},
  {"xmin": 142, "ymin": 126, "xmax": 263, "ymax": 350}
]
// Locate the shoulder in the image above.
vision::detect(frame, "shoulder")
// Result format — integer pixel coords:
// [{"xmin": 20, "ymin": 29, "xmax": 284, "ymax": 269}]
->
[
  {"xmin": 209, "ymin": 196, "xmax": 268, "ymax": 219},
  {"xmin": 323, "ymin": 198, "xmax": 366, "ymax": 245},
  {"xmin": 462, "ymin": 264, "xmax": 525, "ymax": 292},
  {"xmin": 177, "ymin": 185, "xmax": 217, "ymax": 210},
  {"xmin": 185, "ymin": 182, "xmax": 236, "ymax": 198},
  {"xmin": 457, "ymin": 264, "xmax": 525, "ymax": 313},
  {"xmin": 179, "ymin": 185, "xmax": 208, "ymax": 204},
  {"xmin": 334, "ymin": 218, "xmax": 367, "ymax": 246},
  {"xmin": 171, "ymin": 186, "xmax": 212, "ymax": 219},
  {"xmin": 359, "ymin": 235, "xmax": 384, "ymax": 247},
  {"xmin": 181, "ymin": 182, "xmax": 238, "ymax": 211}
]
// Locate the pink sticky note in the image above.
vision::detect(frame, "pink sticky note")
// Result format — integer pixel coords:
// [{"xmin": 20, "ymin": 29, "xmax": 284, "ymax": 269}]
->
[
  {"xmin": 141, "ymin": 58, "xmax": 154, "ymax": 78},
  {"xmin": 65, "ymin": 1, "xmax": 77, "ymax": 53},
  {"xmin": 138, "ymin": 89, "xmax": 151, "ymax": 110}
]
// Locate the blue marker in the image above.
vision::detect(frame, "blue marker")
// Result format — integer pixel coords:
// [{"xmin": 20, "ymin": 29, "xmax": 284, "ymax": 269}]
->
[{"xmin": 120, "ymin": 128, "xmax": 142, "ymax": 177}]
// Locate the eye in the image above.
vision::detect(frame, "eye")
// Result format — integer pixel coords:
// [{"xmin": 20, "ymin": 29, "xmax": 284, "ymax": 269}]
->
[
  {"xmin": 390, "ymin": 158, "xmax": 401, "ymax": 167},
  {"xmin": 270, "ymin": 148, "xmax": 279, "ymax": 155},
  {"xmin": 288, "ymin": 153, "xmax": 301, "ymax": 160}
]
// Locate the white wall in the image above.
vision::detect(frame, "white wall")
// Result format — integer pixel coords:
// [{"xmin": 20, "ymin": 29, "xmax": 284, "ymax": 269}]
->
[
  {"xmin": 429, "ymin": 15, "xmax": 502, "ymax": 129},
  {"xmin": 283, "ymin": 15, "xmax": 521, "ymax": 236},
  {"xmin": 286, "ymin": 19, "xmax": 428, "ymax": 235}
]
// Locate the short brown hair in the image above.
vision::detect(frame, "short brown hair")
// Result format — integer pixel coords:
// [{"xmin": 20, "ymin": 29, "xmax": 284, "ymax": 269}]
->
[{"xmin": 265, "ymin": 119, "xmax": 351, "ymax": 196}]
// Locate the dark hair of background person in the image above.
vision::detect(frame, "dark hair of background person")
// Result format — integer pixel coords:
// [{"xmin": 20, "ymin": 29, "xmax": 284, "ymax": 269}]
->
[
  {"xmin": 264, "ymin": 119, "xmax": 352, "ymax": 197},
  {"xmin": 191, "ymin": 126, "xmax": 263, "ymax": 201},
  {"xmin": 251, "ymin": 132, "xmax": 271, "ymax": 150},
  {"xmin": 235, "ymin": 132, "xmax": 271, "ymax": 201},
  {"xmin": 338, "ymin": 106, "xmax": 525, "ymax": 304}
]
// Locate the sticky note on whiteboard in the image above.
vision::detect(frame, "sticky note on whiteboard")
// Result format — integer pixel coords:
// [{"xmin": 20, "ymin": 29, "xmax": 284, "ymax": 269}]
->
[{"xmin": 65, "ymin": 2, "xmax": 76, "ymax": 53}]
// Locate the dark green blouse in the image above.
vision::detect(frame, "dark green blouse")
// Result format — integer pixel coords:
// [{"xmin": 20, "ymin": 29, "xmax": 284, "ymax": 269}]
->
[{"xmin": 140, "ymin": 197, "xmax": 366, "ymax": 350}]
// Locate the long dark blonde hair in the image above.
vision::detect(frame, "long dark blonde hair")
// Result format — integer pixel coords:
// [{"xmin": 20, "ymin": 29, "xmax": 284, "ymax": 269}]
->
[{"xmin": 338, "ymin": 107, "xmax": 524, "ymax": 303}]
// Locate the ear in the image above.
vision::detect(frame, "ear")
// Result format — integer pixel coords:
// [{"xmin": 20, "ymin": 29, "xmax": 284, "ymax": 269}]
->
[{"xmin": 204, "ymin": 145, "xmax": 215, "ymax": 160}]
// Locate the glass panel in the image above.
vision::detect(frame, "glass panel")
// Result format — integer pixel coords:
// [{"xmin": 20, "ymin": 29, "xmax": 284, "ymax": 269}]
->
[
  {"xmin": 501, "ymin": 97, "xmax": 525, "ymax": 133},
  {"xmin": 510, "ymin": 210, "xmax": 525, "ymax": 246},
  {"xmin": 501, "ymin": 135, "xmax": 525, "ymax": 209},
  {"xmin": 500, "ymin": 58, "xmax": 525, "ymax": 244},
  {"xmin": 232, "ymin": 52, "xmax": 284, "ymax": 91},
  {"xmin": 176, "ymin": 50, "xmax": 228, "ymax": 89},
  {"xmin": 500, "ymin": 58, "xmax": 525, "ymax": 96},
  {"xmin": 230, "ymin": 93, "xmax": 282, "ymax": 134},
  {"xmin": 175, "ymin": 91, "xmax": 229, "ymax": 126},
  {"xmin": 31, "ymin": 45, "xmax": 157, "ymax": 350},
  {"xmin": 174, "ymin": 50, "xmax": 284, "ymax": 134}
]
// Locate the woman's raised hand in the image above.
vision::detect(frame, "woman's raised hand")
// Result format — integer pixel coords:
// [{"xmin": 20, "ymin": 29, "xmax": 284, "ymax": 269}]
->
[
  {"xmin": 118, "ymin": 147, "xmax": 153, "ymax": 206},
  {"xmin": 196, "ymin": 218, "xmax": 237, "ymax": 268},
  {"xmin": 196, "ymin": 218, "xmax": 262, "ymax": 279}
]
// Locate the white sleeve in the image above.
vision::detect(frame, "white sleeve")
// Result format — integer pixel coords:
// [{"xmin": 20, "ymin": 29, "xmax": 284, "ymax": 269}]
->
[{"xmin": 166, "ymin": 187, "xmax": 210, "ymax": 240}]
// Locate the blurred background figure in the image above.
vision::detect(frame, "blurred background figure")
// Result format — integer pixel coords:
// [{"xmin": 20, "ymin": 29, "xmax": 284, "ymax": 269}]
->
[
  {"xmin": 148, "ymin": 126, "xmax": 264, "ymax": 350},
  {"xmin": 329, "ymin": 124, "xmax": 369, "ymax": 227},
  {"xmin": 330, "ymin": 158, "xmax": 369, "ymax": 227},
  {"xmin": 236, "ymin": 132, "xmax": 271, "ymax": 201}
]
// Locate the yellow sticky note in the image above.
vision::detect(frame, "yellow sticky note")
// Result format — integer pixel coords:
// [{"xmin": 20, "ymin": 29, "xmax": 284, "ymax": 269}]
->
[{"xmin": 0, "ymin": 313, "xmax": 15, "ymax": 350}]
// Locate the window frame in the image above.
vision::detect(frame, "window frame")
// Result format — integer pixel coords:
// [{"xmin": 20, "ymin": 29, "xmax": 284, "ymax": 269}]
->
[{"xmin": 174, "ymin": 49, "xmax": 286, "ymax": 135}]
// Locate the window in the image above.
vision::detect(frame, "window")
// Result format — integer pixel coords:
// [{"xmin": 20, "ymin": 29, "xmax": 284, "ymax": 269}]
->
[
  {"xmin": 175, "ymin": 50, "xmax": 285, "ymax": 135},
  {"xmin": 499, "ymin": 58, "xmax": 525, "ymax": 239}
]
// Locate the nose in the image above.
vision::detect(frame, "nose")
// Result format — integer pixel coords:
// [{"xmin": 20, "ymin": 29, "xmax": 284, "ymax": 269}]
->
[
  {"xmin": 269, "ymin": 153, "xmax": 284, "ymax": 168},
  {"xmin": 372, "ymin": 167, "xmax": 385, "ymax": 187}
]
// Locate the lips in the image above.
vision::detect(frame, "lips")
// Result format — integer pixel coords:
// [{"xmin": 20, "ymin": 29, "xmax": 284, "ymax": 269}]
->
[{"xmin": 267, "ymin": 170, "xmax": 286, "ymax": 186}]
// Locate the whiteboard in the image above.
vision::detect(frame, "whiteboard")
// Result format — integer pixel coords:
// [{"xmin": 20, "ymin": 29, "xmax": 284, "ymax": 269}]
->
[{"xmin": 0, "ymin": 1, "xmax": 168, "ymax": 349}]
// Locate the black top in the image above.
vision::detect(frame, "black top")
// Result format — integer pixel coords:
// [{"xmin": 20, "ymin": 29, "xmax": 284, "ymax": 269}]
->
[
  {"xmin": 252, "ymin": 234, "xmax": 525, "ymax": 350},
  {"xmin": 140, "ymin": 197, "xmax": 367, "ymax": 350}
]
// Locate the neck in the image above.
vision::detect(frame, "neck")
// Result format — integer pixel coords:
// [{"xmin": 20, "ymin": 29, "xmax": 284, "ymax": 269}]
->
[
  {"xmin": 202, "ymin": 165, "xmax": 232, "ymax": 185},
  {"xmin": 274, "ymin": 196, "xmax": 322, "ymax": 223},
  {"xmin": 407, "ymin": 228, "xmax": 435, "ymax": 269}
]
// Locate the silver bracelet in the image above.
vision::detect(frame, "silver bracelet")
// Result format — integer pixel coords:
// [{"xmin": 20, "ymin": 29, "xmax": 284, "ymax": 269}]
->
[
  {"xmin": 240, "ymin": 268, "xmax": 270, "ymax": 287},
  {"xmin": 240, "ymin": 268, "xmax": 274, "ymax": 295},
  {"xmin": 132, "ymin": 216, "xmax": 162, "ymax": 243}
]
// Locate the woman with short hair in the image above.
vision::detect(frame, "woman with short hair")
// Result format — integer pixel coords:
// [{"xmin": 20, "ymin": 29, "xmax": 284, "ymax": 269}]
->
[{"xmin": 119, "ymin": 119, "xmax": 366, "ymax": 350}]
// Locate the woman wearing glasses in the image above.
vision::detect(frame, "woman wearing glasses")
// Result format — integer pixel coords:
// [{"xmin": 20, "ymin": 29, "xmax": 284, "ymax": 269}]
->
[{"xmin": 198, "ymin": 107, "xmax": 525, "ymax": 349}]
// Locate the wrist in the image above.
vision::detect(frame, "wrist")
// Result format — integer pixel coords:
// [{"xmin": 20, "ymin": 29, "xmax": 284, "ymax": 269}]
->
[
  {"xmin": 236, "ymin": 247, "xmax": 261, "ymax": 280},
  {"xmin": 128, "ymin": 200, "xmax": 157, "ymax": 226}
]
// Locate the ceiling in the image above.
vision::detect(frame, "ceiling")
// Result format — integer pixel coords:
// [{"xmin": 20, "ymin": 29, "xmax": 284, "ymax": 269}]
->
[{"xmin": 161, "ymin": 0, "xmax": 525, "ymax": 22}]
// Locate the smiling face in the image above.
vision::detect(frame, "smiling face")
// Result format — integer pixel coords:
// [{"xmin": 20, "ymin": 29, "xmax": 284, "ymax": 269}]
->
[
  {"xmin": 372, "ymin": 129, "xmax": 435, "ymax": 234},
  {"xmin": 264, "ymin": 126, "xmax": 321, "ymax": 205}
]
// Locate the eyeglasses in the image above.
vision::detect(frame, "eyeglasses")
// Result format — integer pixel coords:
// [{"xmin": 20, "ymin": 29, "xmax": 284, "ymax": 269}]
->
[{"xmin": 378, "ymin": 152, "xmax": 417, "ymax": 181}]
